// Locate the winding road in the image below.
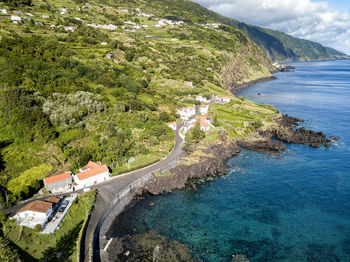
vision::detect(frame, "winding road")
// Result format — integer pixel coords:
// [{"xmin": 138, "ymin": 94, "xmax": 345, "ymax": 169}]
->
[{"xmin": 82, "ymin": 122, "xmax": 185, "ymax": 262}]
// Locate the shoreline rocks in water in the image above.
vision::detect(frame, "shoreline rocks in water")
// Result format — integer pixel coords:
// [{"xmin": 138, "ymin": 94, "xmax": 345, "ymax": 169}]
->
[
  {"xmin": 144, "ymin": 141, "xmax": 242, "ymax": 195},
  {"xmin": 106, "ymin": 230, "xmax": 195, "ymax": 262},
  {"xmin": 263, "ymin": 114, "xmax": 333, "ymax": 148},
  {"xmin": 144, "ymin": 114, "xmax": 334, "ymax": 195}
]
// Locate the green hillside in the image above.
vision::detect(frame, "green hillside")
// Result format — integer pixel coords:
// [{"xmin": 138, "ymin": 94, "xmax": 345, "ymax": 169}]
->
[
  {"xmin": 131, "ymin": 0, "xmax": 348, "ymax": 61},
  {"xmin": 0, "ymin": 0, "xmax": 274, "ymax": 207}
]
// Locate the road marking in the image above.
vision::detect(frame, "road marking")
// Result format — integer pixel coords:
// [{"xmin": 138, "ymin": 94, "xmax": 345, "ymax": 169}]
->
[{"xmin": 104, "ymin": 238, "xmax": 113, "ymax": 252}]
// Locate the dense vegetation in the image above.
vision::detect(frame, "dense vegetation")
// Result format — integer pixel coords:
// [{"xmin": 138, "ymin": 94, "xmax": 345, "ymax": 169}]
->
[{"xmin": 0, "ymin": 0, "xmax": 276, "ymax": 209}]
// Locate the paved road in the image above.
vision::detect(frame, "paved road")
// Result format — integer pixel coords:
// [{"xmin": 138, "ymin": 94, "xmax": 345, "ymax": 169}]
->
[{"xmin": 82, "ymin": 123, "xmax": 184, "ymax": 262}]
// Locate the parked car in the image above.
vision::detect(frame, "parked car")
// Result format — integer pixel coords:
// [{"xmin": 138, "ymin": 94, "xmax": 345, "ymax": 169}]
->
[{"xmin": 58, "ymin": 200, "xmax": 69, "ymax": 212}]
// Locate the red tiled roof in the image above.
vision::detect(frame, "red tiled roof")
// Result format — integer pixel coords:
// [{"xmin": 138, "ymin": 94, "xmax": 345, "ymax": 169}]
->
[
  {"xmin": 44, "ymin": 172, "xmax": 71, "ymax": 185},
  {"xmin": 167, "ymin": 122, "xmax": 176, "ymax": 127},
  {"xmin": 16, "ymin": 200, "xmax": 52, "ymax": 214},
  {"xmin": 221, "ymin": 96, "xmax": 231, "ymax": 99},
  {"xmin": 77, "ymin": 162, "xmax": 109, "ymax": 180},
  {"xmin": 201, "ymin": 104, "xmax": 208, "ymax": 108},
  {"xmin": 45, "ymin": 197, "xmax": 61, "ymax": 204},
  {"xmin": 200, "ymin": 116, "xmax": 210, "ymax": 127}
]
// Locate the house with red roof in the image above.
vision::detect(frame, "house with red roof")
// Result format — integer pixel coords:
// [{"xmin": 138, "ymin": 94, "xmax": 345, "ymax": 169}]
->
[
  {"xmin": 74, "ymin": 161, "xmax": 110, "ymax": 188},
  {"xmin": 43, "ymin": 172, "xmax": 73, "ymax": 192},
  {"xmin": 200, "ymin": 116, "xmax": 211, "ymax": 132},
  {"xmin": 12, "ymin": 200, "xmax": 54, "ymax": 229}
]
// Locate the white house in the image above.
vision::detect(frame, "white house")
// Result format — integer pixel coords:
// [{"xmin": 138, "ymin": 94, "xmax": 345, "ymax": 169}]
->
[
  {"xmin": 221, "ymin": 96, "xmax": 231, "ymax": 103},
  {"xmin": 11, "ymin": 15, "xmax": 21, "ymax": 23},
  {"xmin": 183, "ymin": 119, "xmax": 196, "ymax": 133},
  {"xmin": 200, "ymin": 104, "xmax": 209, "ymax": 115},
  {"xmin": 196, "ymin": 95, "xmax": 210, "ymax": 103},
  {"xmin": 60, "ymin": 8, "xmax": 67, "ymax": 15},
  {"xmin": 200, "ymin": 116, "xmax": 211, "ymax": 132},
  {"xmin": 184, "ymin": 81, "xmax": 193, "ymax": 87},
  {"xmin": 177, "ymin": 107, "xmax": 196, "ymax": 120},
  {"xmin": 74, "ymin": 161, "xmax": 109, "ymax": 188},
  {"xmin": 13, "ymin": 200, "xmax": 53, "ymax": 229},
  {"xmin": 167, "ymin": 122, "xmax": 177, "ymax": 131},
  {"xmin": 43, "ymin": 172, "xmax": 73, "ymax": 192},
  {"xmin": 0, "ymin": 9, "xmax": 7, "ymax": 14},
  {"xmin": 211, "ymin": 95, "xmax": 231, "ymax": 103}
]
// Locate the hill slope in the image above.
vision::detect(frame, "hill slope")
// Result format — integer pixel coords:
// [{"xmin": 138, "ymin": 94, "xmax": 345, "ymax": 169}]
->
[{"xmin": 135, "ymin": 0, "xmax": 348, "ymax": 62}]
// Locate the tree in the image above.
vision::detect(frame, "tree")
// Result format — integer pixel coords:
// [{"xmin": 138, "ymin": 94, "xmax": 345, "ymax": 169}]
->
[
  {"xmin": 0, "ymin": 236, "xmax": 20, "ymax": 262},
  {"xmin": 213, "ymin": 114, "xmax": 219, "ymax": 127},
  {"xmin": 191, "ymin": 121, "xmax": 205, "ymax": 143}
]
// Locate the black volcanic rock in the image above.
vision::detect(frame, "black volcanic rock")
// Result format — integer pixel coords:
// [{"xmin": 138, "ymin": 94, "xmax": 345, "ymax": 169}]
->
[
  {"xmin": 238, "ymin": 140, "xmax": 286, "ymax": 154},
  {"xmin": 108, "ymin": 230, "xmax": 195, "ymax": 262}
]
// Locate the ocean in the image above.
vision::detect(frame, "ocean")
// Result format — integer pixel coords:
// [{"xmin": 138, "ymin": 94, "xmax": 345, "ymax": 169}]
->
[{"xmin": 109, "ymin": 60, "xmax": 350, "ymax": 261}]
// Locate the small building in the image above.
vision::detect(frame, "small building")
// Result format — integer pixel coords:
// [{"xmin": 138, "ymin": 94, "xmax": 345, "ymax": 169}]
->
[
  {"xmin": 177, "ymin": 107, "xmax": 196, "ymax": 120},
  {"xmin": 200, "ymin": 104, "xmax": 209, "ymax": 115},
  {"xmin": 42, "ymin": 14, "xmax": 50, "ymax": 19},
  {"xmin": 13, "ymin": 200, "xmax": 53, "ymax": 229},
  {"xmin": 60, "ymin": 8, "xmax": 67, "ymax": 15},
  {"xmin": 43, "ymin": 172, "xmax": 73, "ymax": 192},
  {"xmin": 0, "ymin": 9, "xmax": 7, "ymax": 14},
  {"xmin": 184, "ymin": 81, "xmax": 193, "ymax": 88},
  {"xmin": 14, "ymin": 11, "xmax": 24, "ymax": 15},
  {"xmin": 167, "ymin": 122, "xmax": 177, "ymax": 131},
  {"xmin": 11, "ymin": 15, "xmax": 21, "ymax": 23},
  {"xmin": 200, "ymin": 116, "xmax": 211, "ymax": 132},
  {"xmin": 183, "ymin": 119, "xmax": 196, "ymax": 133},
  {"xmin": 221, "ymin": 96, "xmax": 231, "ymax": 103},
  {"xmin": 196, "ymin": 95, "xmax": 210, "ymax": 103},
  {"xmin": 74, "ymin": 161, "xmax": 109, "ymax": 188}
]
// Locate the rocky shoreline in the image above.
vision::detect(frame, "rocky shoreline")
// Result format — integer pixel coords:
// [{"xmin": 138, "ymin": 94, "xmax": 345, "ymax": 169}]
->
[
  {"xmin": 104, "ymin": 114, "xmax": 335, "ymax": 261},
  {"xmin": 230, "ymin": 76, "xmax": 277, "ymax": 95},
  {"xmin": 144, "ymin": 114, "xmax": 333, "ymax": 195}
]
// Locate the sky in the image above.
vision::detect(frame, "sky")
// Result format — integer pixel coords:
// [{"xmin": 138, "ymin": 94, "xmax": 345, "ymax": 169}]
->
[{"xmin": 192, "ymin": 0, "xmax": 350, "ymax": 55}]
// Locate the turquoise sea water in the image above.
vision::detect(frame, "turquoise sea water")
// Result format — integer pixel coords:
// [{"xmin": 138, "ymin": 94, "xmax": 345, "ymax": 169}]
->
[{"xmin": 110, "ymin": 60, "xmax": 350, "ymax": 261}]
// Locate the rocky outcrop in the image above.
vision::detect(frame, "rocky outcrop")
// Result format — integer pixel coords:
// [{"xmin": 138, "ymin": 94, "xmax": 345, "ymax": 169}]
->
[
  {"xmin": 107, "ymin": 230, "xmax": 195, "ymax": 262},
  {"xmin": 237, "ymin": 140, "xmax": 286, "ymax": 154},
  {"xmin": 232, "ymin": 254, "xmax": 250, "ymax": 262},
  {"xmin": 144, "ymin": 114, "xmax": 335, "ymax": 196},
  {"xmin": 261, "ymin": 114, "xmax": 333, "ymax": 148},
  {"xmin": 144, "ymin": 142, "xmax": 241, "ymax": 195}
]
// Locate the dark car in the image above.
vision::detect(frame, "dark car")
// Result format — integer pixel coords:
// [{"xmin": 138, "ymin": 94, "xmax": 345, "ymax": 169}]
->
[{"xmin": 58, "ymin": 200, "xmax": 69, "ymax": 213}]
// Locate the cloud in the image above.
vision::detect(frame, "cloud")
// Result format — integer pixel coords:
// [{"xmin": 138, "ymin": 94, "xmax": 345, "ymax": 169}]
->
[{"xmin": 192, "ymin": 0, "xmax": 350, "ymax": 55}]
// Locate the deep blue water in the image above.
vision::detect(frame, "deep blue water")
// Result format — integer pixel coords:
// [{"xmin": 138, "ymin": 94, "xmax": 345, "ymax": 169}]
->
[{"xmin": 110, "ymin": 60, "xmax": 350, "ymax": 262}]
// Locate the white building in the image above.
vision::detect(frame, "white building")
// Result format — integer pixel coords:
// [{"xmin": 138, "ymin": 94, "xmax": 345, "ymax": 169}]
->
[
  {"xmin": 200, "ymin": 104, "xmax": 209, "ymax": 115},
  {"xmin": 184, "ymin": 81, "xmax": 193, "ymax": 87},
  {"xmin": 200, "ymin": 116, "xmax": 211, "ymax": 132},
  {"xmin": 177, "ymin": 107, "xmax": 196, "ymax": 120},
  {"xmin": 42, "ymin": 14, "xmax": 49, "ymax": 19},
  {"xmin": 11, "ymin": 15, "xmax": 21, "ymax": 23},
  {"xmin": 64, "ymin": 26, "xmax": 75, "ymax": 32},
  {"xmin": 0, "ymin": 9, "xmax": 7, "ymax": 14},
  {"xmin": 167, "ymin": 122, "xmax": 177, "ymax": 131},
  {"xmin": 13, "ymin": 200, "xmax": 53, "ymax": 229},
  {"xmin": 196, "ymin": 95, "xmax": 210, "ymax": 103},
  {"xmin": 60, "ymin": 8, "xmax": 67, "ymax": 15},
  {"xmin": 43, "ymin": 172, "xmax": 73, "ymax": 192},
  {"xmin": 221, "ymin": 96, "xmax": 231, "ymax": 103},
  {"xmin": 183, "ymin": 119, "xmax": 196, "ymax": 133},
  {"xmin": 74, "ymin": 161, "xmax": 109, "ymax": 188}
]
